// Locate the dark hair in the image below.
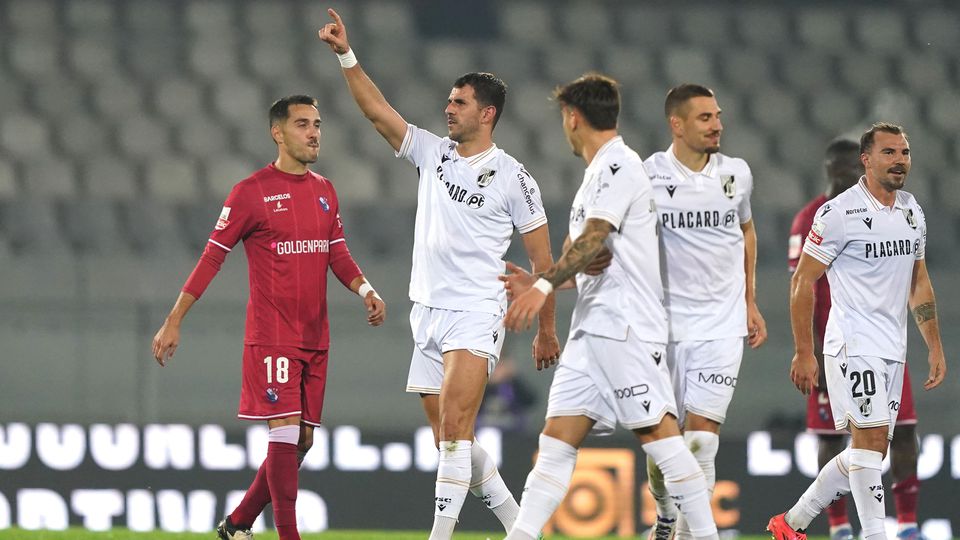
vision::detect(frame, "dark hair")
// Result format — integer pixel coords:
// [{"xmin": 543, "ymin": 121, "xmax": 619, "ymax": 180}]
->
[
  {"xmin": 269, "ymin": 95, "xmax": 318, "ymax": 127},
  {"xmin": 664, "ymin": 83, "xmax": 715, "ymax": 119},
  {"xmin": 859, "ymin": 122, "xmax": 907, "ymax": 154},
  {"xmin": 825, "ymin": 138, "xmax": 860, "ymax": 162},
  {"xmin": 453, "ymin": 72, "xmax": 507, "ymax": 128},
  {"xmin": 552, "ymin": 73, "xmax": 620, "ymax": 131}
]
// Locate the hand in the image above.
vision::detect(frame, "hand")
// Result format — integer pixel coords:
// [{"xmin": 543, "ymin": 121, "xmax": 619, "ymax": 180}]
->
[
  {"xmin": 790, "ymin": 351, "xmax": 818, "ymax": 395},
  {"xmin": 318, "ymin": 8, "xmax": 350, "ymax": 54},
  {"xmin": 532, "ymin": 330, "xmax": 561, "ymax": 371},
  {"xmin": 746, "ymin": 301, "xmax": 767, "ymax": 349},
  {"xmin": 151, "ymin": 320, "xmax": 180, "ymax": 367},
  {"xmin": 583, "ymin": 246, "xmax": 612, "ymax": 276},
  {"xmin": 364, "ymin": 292, "xmax": 386, "ymax": 326},
  {"xmin": 923, "ymin": 349, "xmax": 946, "ymax": 390},
  {"xmin": 504, "ymin": 288, "xmax": 547, "ymax": 332},
  {"xmin": 498, "ymin": 261, "xmax": 536, "ymax": 300}
]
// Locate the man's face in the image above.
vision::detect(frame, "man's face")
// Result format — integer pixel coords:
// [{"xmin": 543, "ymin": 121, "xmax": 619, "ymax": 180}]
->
[
  {"xmin": 863, "ymin": 131, "xmax": 910, "ymax": 191},
  {"xmin": 445, "ymin": 84, "xmax": 489, "ymax": 143},
  {"xmin": 673, "ymin": 96, "xmax": 723, "ymax": 154},
  {"xmin": 277, "ymin": 104, "xmax": 321, "ymax": 164}
]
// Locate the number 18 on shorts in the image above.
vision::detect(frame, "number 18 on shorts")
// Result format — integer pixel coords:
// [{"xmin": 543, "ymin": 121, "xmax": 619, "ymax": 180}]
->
[{"xmin": 238, "ymin": 345, "xmax": 329, "ymax": 426}]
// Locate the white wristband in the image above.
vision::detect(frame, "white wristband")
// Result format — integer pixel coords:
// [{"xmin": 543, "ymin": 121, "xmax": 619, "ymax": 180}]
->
[
  {"xmin": 358, "ymin": 282, "xmax": 376, "ymax": 298},
  {"xmin": 337, "ymin": 48, "xmax": 358, "ymax": 69},
  {"xmin": 532, "ymin": 278, "xmax": 553, "ymax": 295}
]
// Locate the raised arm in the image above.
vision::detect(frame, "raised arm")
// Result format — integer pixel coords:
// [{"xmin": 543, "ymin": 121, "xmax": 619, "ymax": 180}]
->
[
  {"xmin": 318, "ymin": 8, "xmax": 408, "ymax": 151},
  {"xmin": 520, "ymin": 225, "xmax": 560, "ymax": 370},
  {"xmin": 909, "ymin": 259, "xmax": 946, "ymax": 389},
  {"xmin": 741, "ymin": 219, "xmax": 767, "ymax": 348},
  {"xmin": 789, "ymin": 252, "xmax": 828, "ymax": 395}
]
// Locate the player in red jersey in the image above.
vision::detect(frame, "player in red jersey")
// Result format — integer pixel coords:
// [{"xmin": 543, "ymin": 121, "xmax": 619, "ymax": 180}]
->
[
  {"xmin": 787, "ymin": 138, "xmax": 924, "ymax": 540},
  {"xmin": 151, "ymin": 95, "xmax": 386, "ymax": 540}
]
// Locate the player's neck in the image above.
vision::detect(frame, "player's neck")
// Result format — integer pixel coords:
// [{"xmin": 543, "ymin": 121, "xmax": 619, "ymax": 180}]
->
[
  {"xmin": 455, "ymin": 134, "xmax": 494, "ymax": 159},
  {"xmin": 274, "ymin": 155, "xmax": 309, "ymax": 176},
  {"xmin": 671, "ymin": 142, "xmax": 709, "ymax": 173},
  {"xmin": 864, "ymin": 175, "xmax": 897, "ymax": 207},
  {"xmin": 580, "ymin": 130, "xmax": 618, "ymax": 167}
]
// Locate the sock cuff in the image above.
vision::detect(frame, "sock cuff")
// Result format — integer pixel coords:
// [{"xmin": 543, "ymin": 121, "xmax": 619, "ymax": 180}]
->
[
  {"xmin": 892, "ymin": 474, "xmax": 920, "ymax": 492},
  {"xmin": 848, "ymin": 448, "xmax": 883, "ymax": 470},
  {"xmin": 642, "ymin": 435, "xmax": 685, "ymax": 463},
  {"xmin": 440, "ymin": 439, "xmax": 473, "ymax": 458},
  {"xmin": 538, "ymin": 433, "xmax": 577, "ymax": 458},
  {"xmin": 683, "ymin": 430, "xmax": 719, "ymax": 454},
  {"xmin": 268, "ymin": 425, "xmax": 300, "ymax": 445}
]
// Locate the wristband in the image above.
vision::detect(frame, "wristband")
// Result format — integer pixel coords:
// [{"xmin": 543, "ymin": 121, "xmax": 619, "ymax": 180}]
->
[
  {"xmin": 532, "ymin": 278, "xmax": 553, "ymax": 295},
  {"xmin": 358, "ymin": 282, "xmax": 376, "ymax": 298},
  {"xmin": 337, "ymin": 48, "xmax": 358, "ymax": 69}
]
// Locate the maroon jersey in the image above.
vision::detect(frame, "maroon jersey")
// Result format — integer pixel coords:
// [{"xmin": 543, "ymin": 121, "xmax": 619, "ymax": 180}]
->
[
  {"xmin": 183, "ymin": 163, "xmax": 362, "ymax": 350},
  {"xmin": 788, "ymin": 194, "xmax": 831, "ymax": 342}
]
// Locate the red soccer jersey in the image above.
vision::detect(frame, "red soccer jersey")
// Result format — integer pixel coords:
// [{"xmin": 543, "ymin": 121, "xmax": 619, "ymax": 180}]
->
[
  {"xmin": 788, "ymin": 193, "xmax": 831, "ymax": 342},
  {"xmin": 183, "ymin": 163, "xmax": 362, "ymax": 350}
]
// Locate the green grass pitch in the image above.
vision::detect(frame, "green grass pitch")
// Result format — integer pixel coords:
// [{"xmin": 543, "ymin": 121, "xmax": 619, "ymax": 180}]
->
[{"xmin": 0, "ymin": 531, "xmax": 808, "ymax": 540}]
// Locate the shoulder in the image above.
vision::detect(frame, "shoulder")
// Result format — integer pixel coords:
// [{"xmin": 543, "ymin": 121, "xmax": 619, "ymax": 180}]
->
[
  {"xmin": 601, "ymin": 143, "xmax": 647, "ymax": 180},
  {"xmin": 716, "ymin": 153, "xmax": 751, "ymax": 176},
  {"xmin": 642, "ymin": 150, "xmax": 668, "ymax": 170},
  {"xmin": 230, "ymin": 165, "xmax": 272, "ymax": 197}
]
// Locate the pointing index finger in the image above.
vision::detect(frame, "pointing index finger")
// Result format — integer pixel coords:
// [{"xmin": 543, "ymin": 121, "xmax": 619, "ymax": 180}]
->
[{"xmin": 327, "ymin": 8, "xmax": 343, "ymax": 26}]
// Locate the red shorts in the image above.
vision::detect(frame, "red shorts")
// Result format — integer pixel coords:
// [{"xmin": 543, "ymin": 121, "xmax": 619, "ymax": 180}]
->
[
  {"xmin": 237, "ymin": 345, "xmax": 329, "ymax": 427},
  {"xmin": 807, "ymin": 363, "xmax": 916, "ymax": 433}
]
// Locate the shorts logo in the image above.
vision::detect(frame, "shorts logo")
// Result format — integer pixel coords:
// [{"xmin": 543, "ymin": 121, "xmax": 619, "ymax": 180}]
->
[
  {"xmin": 265, "ymin": 387, "xmax": 280, "ymax": 403},
  {"xmin": 721, "ymin": 175, "xmax": 736, "ymax": 199},
  {"xmin": 840, "ymin": 363, "xmax": 848, "ymax": 376},
  {"xmin": 888, "ymin": 400, "xmax": 900, "ymax": 411},
  {"xmin": 697, "ymin": 372, "xmax": 737, "ymax": 388},
  {"xmin": 641, "ymin": 400, "xmax": 651, "ymax": 412},
  {"xmin": 492, "ymin": 330, "xmax": 499, "ymax": 343},
  {"xmin": 857, "ymin": 397, "xmax": 872, "ymax": 417},
  {"xmin": 870, "ymin": 485, "xmax": 884, "ymax": 503},
  {"xmin": 318, "ymin": 196, "xmax": 330, "ymax": 212},
  {"xmin": 215, "ymin": 206, "xmax": 231, "ymax": 230},
  {"xmin": 435, "ymin": 496, "xmax": 452, "ymax": 512},
  {"xmin": 614, "ymin": 384, "xmax": 649, "ymax": 399}
]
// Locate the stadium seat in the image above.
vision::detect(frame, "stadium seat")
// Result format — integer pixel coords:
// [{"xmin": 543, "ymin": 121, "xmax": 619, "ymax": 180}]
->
[
  {"xmin": 736, "ymin": 7, "xmax": 792, "ymax": 48},
  {"xmin": 0, "ymin": 158, "xmax": 17, "ymax": 202},
  {"xmin": 598, "ymin": 45, "xmax": 658, "ymax": 88},
  {"xmin": 65, "ymin": 0, "xmax": 118, "ymax": 30},
  {"xmin": 0, "ymin": 253, "xmax": 79, "ymax": 301},
  {"xmin": 124, "ymin": 0, "xmax": 179, "ymax": 34},
  {"xmin": 662, "ymin": 47, "xmax": 716, "ymax": 87},
  {"xmin": 91, "ymin": 74, "xmax": 146, "ymax": 121},
  {"xmin": 837, "ymin": 52, "xmax": 893, "ymax": 94},
  {"xmin": 541, "ymin": 45, "xmax": 597, "ymax": 84},
  {"xmin": 205, "ymin": 158, "xmax": 259, "ymax": 200},
  {"xmin": 499, "ymin": 1, "xmax": 553, "ymax": 46},
  {"xmin": 59, "ymin": 114, "xmax": 113, "ymax": 159},
  {"xmin": 24, "ymin": 161, "xmax": 78, "ymax": 199},
  {"xmin": 1, "ymin": 197, "xmax": 69, "ymax": 255},
  {"xmin": 924, "ymin": 89, "xmax": 960, "ymax": 136},
  {"xmin": 913, "ymin": 8, "xmax": 960, "ymax": 49},
  {"xmin": 778, "ymin": 51, "xmax": 835, "ymax": 94},
  {"xmin": 1, "ymin": 113, "xmax": 52, "ymax": 160},
  {"xmin": 5, "ymin": 0, "xmax": 57, "ymax": 32},
  {"xmin": 125, "ymin": 33, "xmax": 186, "ymax": 80},
  {"xmin": 176, "ymin": 116, "xmax": 231, "ymax": 159},
  {"xmin": 121, "ymin": 198, "xmax": 193, "ymax": 255},
  {"xmin": 154, "ymin": 77, "xmax": 209, "ymax": 123},
  {"xmin": 247, "ymin": 37, "xmax": 298, "ymax": 80},
  {"xmin": 558, "ymin": 2, "xmax": 613, "ymax": 46},
  {"xmin": 722, "ymin": 50, "xmax": 773, "ymax": 92},
  {"xmin": 212, "ymin": 77, "xmax": 269, "ymax": 127},
  {"xmin": 808, "ymin": 89, "xmax": 863, "ymax": 134},
  {"xmin": 188, "ymin": 38, "xmax": 243, "ymax": 81},
  {"xmin": 116, "ymin": 114, "xmax": 173, "ymax": 159},
  {"xmin": 617, "ymin": 5, "xmax": 673, "ymax": 46},
  {"xmin": 59, "ymin": 198, "xmax": 128, "ymax": 255},
  {"xmin": 854, "ymin": 9, "xmax": 908, "ymax": 53},
  {"xmin": 424, "ymin": 41, "xmax": 481, "ymax": 85},
  {"xmin": 8, "ymin": 34, "xmax": 61, "ymax": 81},
  {"xmin": 795, "ymin": 8, "xmax": 850, "ymax": 50},
  {"xmin": 719, "ymin": 122, "xmax": 772, "ymax": 175},
  {"xmin": 323, "ymin": 160, "xmax": 379, "ymax": 203},
  {"xmin": 68, "ymin": 34, "xmax": 122, "ymax": 82},
  {"xmin": 33, "ymin": 77, "xmax": 89, "ymax": 119},
  {"xmin": 83, "ymin": 155, "xmax": 140, "ymax": 202},
  {"xmin": 492, "ymin": 118, "xmax": 537, "ymax": 170},
  {"xmin": 675, "ymin": 6, "xmax": 734, "ymax": 47},
  {"xmin": 243, "ymin": 0, "xmax": 295, "ymax": 38},
  {"xmin": 184, "ymin": 0, "xmax": 234, "ymax": 34},
  {"xmin": 748, "ymin": 86, "xmax": 803, "ymax": 131},
  {"xmin": 143, "ymin": 156, "xmax": 200, "ymax": 204},
  {"xmin": 897, "ymin": 51, "xmax": 950, "ymax": 93}
]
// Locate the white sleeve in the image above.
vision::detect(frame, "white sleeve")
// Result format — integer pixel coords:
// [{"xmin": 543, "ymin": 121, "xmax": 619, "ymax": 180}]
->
[
  {"xmin": 914, "ymin": 204, "xmax": 926, "ymax": 260},
  {"xmin": 507, "ymin": 167, "xmax": 548, "ymax": 233},
  {"xmin": 584, "ymin": 161, "xmax": 646, "ymax": 231},
  {"xmin": 802, "ymin": 203, "xmax": 844, "ymax": 265},
  {"xmin": 738, "ymin": 163, "xmax": 754, "ymax": 224},
  {"xmin": 395, "ymin": 123, "xmax": 443, "ymax": 168}
]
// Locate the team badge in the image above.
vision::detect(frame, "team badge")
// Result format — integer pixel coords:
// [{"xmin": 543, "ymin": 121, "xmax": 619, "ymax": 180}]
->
[
  {"xmin": 215, "ymin": 206, "xmax": 231, "ymax": 230},
  {"xmin": 721, "ymin": 175, "xmax": 736, "ymax": 199},
  {"xmin": 318, "ymin": 196, "xmax": 330, "ymax": 212},
  {"xmin": 265, "ymin": 387, "xmax": 280, "ymax": 403},
  {"xmin": 808, "ymin": 219, "xmax": 825, "ymax": 245},
  {"xmin": 477, "ymin": 168, "xmax": 496, "ymax": 187},
  {"xmin": 857, "ymin": 397, "xmax": 872, "ymax": 417},
  {"xmin": 902, "ymin": 208, "xmax": 917, "ymax": 229}
]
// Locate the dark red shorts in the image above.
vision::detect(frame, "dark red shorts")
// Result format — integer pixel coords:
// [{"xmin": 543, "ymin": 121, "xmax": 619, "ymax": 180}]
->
[
  {"xmin": 807, "ymin": 363, "xmax": 916, "ymax": 433},
  {"xmin": 237, "ymin": 345, "xmax": 329, "ymax": 427}
]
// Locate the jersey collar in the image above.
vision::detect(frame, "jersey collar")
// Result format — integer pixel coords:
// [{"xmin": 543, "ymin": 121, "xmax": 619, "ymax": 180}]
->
[
  {"xmin": 590, "ymin": 135, "xmax": 623, "ymax": 169},
  {"xmin": 455, "ymin": 143, "xmax": 498, "ymax": 170},
  {"xmin": 856, "ymin": 177, "xmax": 904, "ymax": 211},
  {"xmin": 667, "ymin": 143, "xmax": 717, "ymax": 182}
]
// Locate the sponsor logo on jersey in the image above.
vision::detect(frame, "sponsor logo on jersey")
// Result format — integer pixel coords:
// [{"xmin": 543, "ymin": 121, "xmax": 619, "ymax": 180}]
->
[
  {"xmin": 820, "ymin": 204, "xmax": 832, "ymax": 217},
  {"xmin": 652, "ymin": 173, "xmax": 671, "ymax": 181},
  {"xmin": 215, "ymin": 206, "xmax": 231, "ymax": 230},
  {"xmin": 272, "ymin": 239, "xmax": 330, "ymax": 255},
  {"xmin": 721, "ymin": 174, "xmax": 736, "ymax": 198},
  {"xmin": 862, "ymin": 217, "xmax": 872, "ymax": 229},
  {"xmin": 318, "ymin": 196, "xmax": 330, "ymax": 212},
  {"xmin": 570, "ymin": 204, "xmax": 586, "ymax": 224},
  {"xmin": 865, "ymin": 238, "xmax": 913, "ymax": 259},
  {"xmin": 466, "ymin": 193, "xmax": 485, "ymax": 208},
  {"xmin": 518, "ymin": 170, "xmax": 537, "ymax": 214},
  {"xmin": 477, "ymin": 167, "xmax": 496, "ymax": 187},
  {"xmin": 609, "ymin": 163, "xmax": 621, "ymax": 175},
  {"xmin": 273, "ymin": 201, "xmax": 288, "ymax": 213},
  {"xmin": 846, "ymin": 207, "xmax": 868, "ymax": 215},
  {"xmin": 808, "ymin": 219, "xmax": 825, "ymax": 245},
  {"xmin": 651, "ymin": 351, "xmax": 662, "ymax": 365},
  {"xmin": 263, "ymin": 193, "xmax": 291, "ymax": 203},
  {"xmin": 665, "ymin": 185, "xmax": 678, "ymax": 197},
  {"xmin": 903, "ymin": 208, "xmax": 917, "ymax": 228},
  {"xmin": 660, "ymin": 210, "xmax": 734, "ymax": 229}
]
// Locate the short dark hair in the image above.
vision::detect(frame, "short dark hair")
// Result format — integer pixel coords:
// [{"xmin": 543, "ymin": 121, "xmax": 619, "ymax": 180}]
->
[
  {"xmin": 552, "ymin": 73, "xmax": 620, "ymax": 131},
  {"xmin": 825, "ymin": 138, "xmax": 860, "ymax": 162},
  {"xmin": 859, "ymin": 122, "xmax": 907, "ymax": 154},
  {"xmin": 269, "ymin": 95, "xmax": 318, "ymax": 127},
  {"xmin": 664, "ymin": 83, "xmax": 715, "ymax": 119},
  {"xmin": 453, "ymin": 72, "xmax": 507, "ymax": 128}
]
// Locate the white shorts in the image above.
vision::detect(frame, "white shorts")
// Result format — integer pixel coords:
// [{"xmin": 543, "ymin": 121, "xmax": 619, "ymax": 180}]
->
[
  {"xmin": 825, "ymin": 348, "xmax": 903, "ymax": 440},
  {"xmin": 405, "ymin": 302, "xmax": 504, "ymax": 394},
  {"xmin": 546, "ymin": 329, "xmax": 675, "ymax": 436},
  {"xmin": 668, "ymin": 337, "xmax": 743, "ymax": 426}
]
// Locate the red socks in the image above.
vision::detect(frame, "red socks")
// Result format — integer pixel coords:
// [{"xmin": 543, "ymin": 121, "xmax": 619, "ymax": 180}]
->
[
  {"xmin": 826, "ymin": 497, "xmax": 849, "ymax": 527},
  {"xmin": 892, "ymin": 474, "xmax": 919, "ymax": 524},
  {"xmin": 267, "ymin": 441, "xmax": 301, "ymax": 540},
  {"xmin": 230, "ymin": 460, "xmax": 271, "ymax": 528}
]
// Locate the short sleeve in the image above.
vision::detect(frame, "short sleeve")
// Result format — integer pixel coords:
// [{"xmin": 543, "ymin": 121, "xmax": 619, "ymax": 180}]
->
[
  {"xmin": 208, "ymin": 183, "xmax": 259, "ymax": 252},
  {"xmin": 738, "ymin": 164, "xmax": 754, "ymax": 224},
  {"xmin": 506, "ymin": 167, "xmax": 548, "ymax": 233},
  {"xmin": 584, "ymin": 161, "xmax": 647, "ymax": 231},
  {"xmin": 802, "ymin": 202, "xmax": 844, "ymax": 265},
  {"xmin": 395, "ymin": 123, "xmax": 444, "ymax": 169},
  {"xmin": 914, "ymin": 204, "xmax": 926, "ymax": 260}
]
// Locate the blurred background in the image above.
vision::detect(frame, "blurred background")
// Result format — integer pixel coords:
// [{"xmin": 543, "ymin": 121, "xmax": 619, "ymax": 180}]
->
[{"xmin": 0, "ymin": 0, "xmax": 957, "ymax": 535}]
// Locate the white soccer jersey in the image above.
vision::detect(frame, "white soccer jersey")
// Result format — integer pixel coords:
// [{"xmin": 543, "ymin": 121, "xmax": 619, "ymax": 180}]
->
[
  {"xmin": 803, "ymin": 179, "xmax": 926, "ymax": 362},
  {"xmin": 645, "ymin": 145, "xmax": 754, "ymax": 341},
  {"xmin": 568, "ymin": 136, "xmax": 668, "ymax": 344},
  {"xmin": 396, "ymin": 124, "xmax": 548, "ymax": 314}
]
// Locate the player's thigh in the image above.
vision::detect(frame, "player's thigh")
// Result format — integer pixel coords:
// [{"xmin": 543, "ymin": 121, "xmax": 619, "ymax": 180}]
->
[
  {"xmin": 300, "ymin": 349, "xmax": 330, "ymax": 427},
  {"xmin": 546, "ymin": 337, "xmax": 618, "ymax": 436},
  {"xmin": 440, "ymin": 308, "xmax": 504, "ymax": 375},
  {"xmin": 239, "ymin": 345, "xmax": 306, "ymax": 421},
  {"xmin": 676, "ymin": 337, "xmax": 743, "ymax": 424},
  {"xmin": 439, "ymin": 349, "xmax": 489, "ymax": 417},
  {"xmin": 825, "ymin": 350, "xmax": 901, "ymax": 439},
  {"xmin": 406, "ymin": 304, "xmax": 444, "ymax": 395}
]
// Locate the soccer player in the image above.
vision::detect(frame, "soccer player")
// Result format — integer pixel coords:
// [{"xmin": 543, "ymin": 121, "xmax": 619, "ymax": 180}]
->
[
  {"xmin": 151, "ymin": 95, "xmax": 386, "ymax": 540},
  {"xmin": 768, "ymin": 122, "xmax": 946, "ymax": 540},
  {"xmin": 500, "ymin": 74, "xmax": 718, "ymax": 540},
  {"xmin": 318, "ymin": 9, "xmax": 561, "ymax": 540},
  {"xmin": 788, "ymin": 138, "xmax": 928, "ymax": 540},
  {"xmin": 643, "ymin": 84, "xmax": 767, "ymax": 540}
]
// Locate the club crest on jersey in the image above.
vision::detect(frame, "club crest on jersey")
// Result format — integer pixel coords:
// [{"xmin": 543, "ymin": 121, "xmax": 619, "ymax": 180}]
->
[
  {"xmin": 265, "ymin": 387, "xmax": 280, "ymax": 403},
  {"xmin": 318, "ymin": 196, "xmax": 330, "ymax": 212},
  {"xmin": 902, "ymin": 208, "xmax": 917, "ymax": 229},
  {"xmin": 215, "ymin": 206, "xmax": 231, "ymax": 230},
  {"xmin": 477, "ymin": 168, "xmax": 496, "ymax": 187},
  {"xmin": 721, "ymin": 175, "xmax": 736, "ymax": 198}
]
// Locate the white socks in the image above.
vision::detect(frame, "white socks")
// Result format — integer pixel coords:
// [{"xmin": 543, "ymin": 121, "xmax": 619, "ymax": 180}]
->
[
  {"xmin": 470, "ymin": 440, "xmax": 520, "ymax": 531},
  {"xmin": 785, "ymin": 448, "xmax": 852, "ymax": 531},
  {"xmin": 643, "ymin": 436, "xmax": 718, "ymax": 540},
  {"xmin": 648, "ymin": 431, "xmax": 720, "ymax": 539},
  {"xmin": 505, "ymin": 434, "xmax": 578, "ymax": 540},
  {"xmin": 848, "ymin": 449, "xmax": 885, "ymax": 540},
  {"xmin": 429, "ymin": 440, "xmax": 472, "ymax": 540}
]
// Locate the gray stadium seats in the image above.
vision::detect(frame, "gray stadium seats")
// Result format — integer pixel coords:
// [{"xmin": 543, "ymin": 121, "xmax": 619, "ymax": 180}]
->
[
  {"xmin": 243, "ymin": 0, "xmax": 295, "ymax": 37},
  {"xmin": 83, "ymin": 155, "xmax": 139, "ymax": 202},
  {"xmin": 0, "ymin": 113, "xmax": 51, "ymax": 159},
  {"xmin": 155, "ymin": 78, "xmax": 209, "ymax": 123},
  {"xmin": 65, "ymin": 0, "xmax": 118, "ymax": 30},
  {"xmin": 795, "ymin": 8, "xmax": 850, "ymax": 51},
  {"xmin": 177, "ymin": 116, "xmax": 231, "ymax": 159},
  {"xmin": 736, "ymin": 7, "xmax": 791, "ymax": 48},
  {"xmin": 854, "ymin": 9, "xmax": 908, "ymax": 53},
  {"xmin": 24, "ymin": 161, "xmax": 78, "ymax": 199},
  {"xmin": 778, "ymin": 51, "xmax": 835, "ymax": 94},
  {"xmin": 91, "ymin": 74, "xmax": 146, "ymax": 121},
  {"xmin": 59, "ymin": 198, "xmax": 128, "ymax": 255},
  {"xmin": 0, "ymin": 159, "xmax": 17, "ymax": 202},
  {"xmin": 69, "ymin": 34, "xmax": 122, "ymax": 82},
  {"xmin": 205, "ymin": 158, "xmax": 258, "ymax": 200},
  {"xmin": 914, "ymin": 8, "xmax": 960, "ymax": 49},
  {"xmin": 116, "ymin": 115, "xmax": 173, "ymax": 159},
  {"xmin": 558, "ymin": 3, "xmax": 612, "ymax": 47},
  {"xmin": 124, "ymin": 0, "xmax": 178, "ymax": 33},
  {"xmin": 618, "ymin": 5, "xmax": 673, "ymax": 46},
  {"xmin": 675, "ymin": 7, "xmax": 733, "ymax": 47},
  {"xmin": 8, "ymin": 34, "xmax": 61, "ymax": 81},
  {"xmin": 499, "ymin": 2, "xmax": 553, "ymax": 46},
  {"xmin": 662, "ymin": 47, "xmax": 716, "ymax": 86},
  {"xmin": 323, "ymin": 160, "xmax": 379, "ymax": 204},
  {"xmin": 5, "ymin": 0, "xmax": 58, "ymax": 32},
  {"xmin": 143, "ymin": 156, "xmax": 199, "ymax": 203}
]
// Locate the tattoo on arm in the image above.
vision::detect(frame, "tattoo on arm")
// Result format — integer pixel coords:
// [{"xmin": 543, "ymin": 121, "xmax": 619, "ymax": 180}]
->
[
  {"xmin": 542, "ymin": 220, "xmax": 610, "ymax": 289},
  {"xmin": 913, "ymin": 302, "xmax": 936, "ymax": 325}
]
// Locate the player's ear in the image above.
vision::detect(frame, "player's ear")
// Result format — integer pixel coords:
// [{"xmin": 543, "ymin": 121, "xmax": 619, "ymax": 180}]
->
[{"xmin": 271, "ymin": 123, "xmax": 283, "ymax": 145}]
